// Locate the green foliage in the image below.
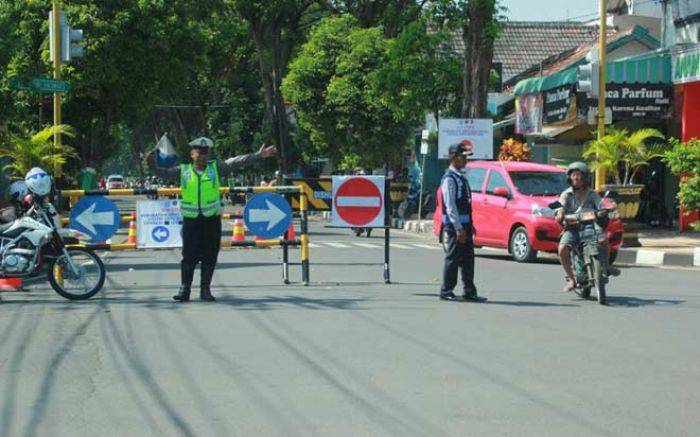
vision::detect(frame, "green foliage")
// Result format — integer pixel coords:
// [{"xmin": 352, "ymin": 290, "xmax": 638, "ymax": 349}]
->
[
  {"xmin": 678, "ymin": 175, "xmax": 700, "ymax": 212},
  {"xmin": 664, "ymin": 138, "xmax": 700, "ymax": 176},
  {"xmin": 0, "ymin": 125, "xmax": 79, "ymax": 177},
  {"xmin": 664, "ymin": 138, "xmax": 700, "ymax": 212},
  {"xmin": 376, "ymin": 19, "xmax": 462, "ymax": 123},
  {"xmin": 1, "ymin": 1, "xmax": 266, "ymax": 178},
  {"xmin": 283, "ymin": 15, "xmax": 462, "ymax": 169},
  {"xmin": 583, "ymin": 127, "xmax": 666, "ymax": 185},
  {"xmin": 283, "ymin": 15, "xmax": 413, "ymax": 168}
]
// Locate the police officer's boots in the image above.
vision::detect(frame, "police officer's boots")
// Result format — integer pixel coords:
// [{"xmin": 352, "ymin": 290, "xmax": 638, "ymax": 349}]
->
[
  {"xmin": 174, "ymin": 261, "xmax": 195, "ymax": 302},
  {"xmin": 200, "ymin": 263, "xmax": 216, "ymax": 302}
]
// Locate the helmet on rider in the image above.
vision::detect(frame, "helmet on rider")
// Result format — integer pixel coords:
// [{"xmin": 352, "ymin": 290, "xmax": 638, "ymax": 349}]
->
[
  {"xmin": 566, "ymin": 161, "xmax": 590, "ymax": 186},
  {"xmin": 25, "ymin": 167, "xmax": 52, "ymax": 196},
  {"xmin": 8, "ymin": 180, "xmax": 29, "ymax": 204}
]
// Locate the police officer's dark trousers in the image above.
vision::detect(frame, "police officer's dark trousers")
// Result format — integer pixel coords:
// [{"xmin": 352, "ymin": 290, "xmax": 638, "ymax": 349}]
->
[
  {"xmin": 181, "ymin": 214, "xmax": 221, "ymax": 294},
  {"xmin": 440, "ymin": 225, "xmax": 476, "ymax": 295}
]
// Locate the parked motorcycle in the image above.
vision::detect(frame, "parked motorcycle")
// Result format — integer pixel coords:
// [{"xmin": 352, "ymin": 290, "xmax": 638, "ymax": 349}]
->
[
  {"xmin": 1, "ymin": 168, "xmax": 106, "ymax": 300},
  {"xmin": 557, "ymin": 204, "xmax": 617, "ymax": 305}
]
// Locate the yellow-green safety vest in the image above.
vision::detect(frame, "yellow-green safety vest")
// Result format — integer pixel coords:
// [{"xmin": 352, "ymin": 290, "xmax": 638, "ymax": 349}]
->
[{"xmin": 180, "ymin": 161, "xmax": 221, "ymax": 218}]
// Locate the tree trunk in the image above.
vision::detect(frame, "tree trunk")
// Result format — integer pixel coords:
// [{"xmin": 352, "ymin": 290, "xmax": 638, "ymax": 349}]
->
[
  {"xmin": 251, "ymin": 22, "xmax": 292, "ymax": 174},
  {"xmin": 461, "ymin": 0, "xmax": 497, "ymax": 119}
]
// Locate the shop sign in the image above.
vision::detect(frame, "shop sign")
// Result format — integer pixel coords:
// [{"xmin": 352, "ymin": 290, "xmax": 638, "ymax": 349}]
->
[
  {"xmin": 543, "ymin": 85, "xmax": 577, "ymax": 125},
  {"xmin": 583, "ymin": 83, "xmax": 672, "ymax": 120}
]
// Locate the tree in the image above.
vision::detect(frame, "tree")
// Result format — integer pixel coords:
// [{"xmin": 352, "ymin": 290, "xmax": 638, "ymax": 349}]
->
[
  {"xmin": 1, "ymin": 1, "xmax": 269, "ymax": 179},
  {"xmin": 0, "ymin": 125, "xmax": 79, "ymax": 178},
  {"xmin": 226, "ymin": 0, "xmax": 320, "ymax": 174},
  {"xmin": 431, "ymin": 0, "xmax": 504, "ymax": 119},
  {"xmin": 583, "ymin": 127, "xmax": 666, "ymax": 185},
  {"xmin": 320, "ymin": 0, "xmax": 429, "ymax": 36},
  {"xmin": 376, "ymin": 19, "xmax": 463, "ymax": 126},
  {"xmin": 282, "ymin": 15, "xmax": 414, "ymax": 169}
]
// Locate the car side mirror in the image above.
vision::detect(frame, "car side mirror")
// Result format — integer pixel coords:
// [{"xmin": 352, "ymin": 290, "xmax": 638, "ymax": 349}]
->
[{"xmin": 493, "ymin": 187, "xmax": 510, "ymax": 198}]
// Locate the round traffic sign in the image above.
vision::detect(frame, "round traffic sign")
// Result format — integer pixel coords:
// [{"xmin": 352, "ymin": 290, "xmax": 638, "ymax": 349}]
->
[{"xmin": 334, "ymin": 178, "xmax": 383, "ymax": 226}]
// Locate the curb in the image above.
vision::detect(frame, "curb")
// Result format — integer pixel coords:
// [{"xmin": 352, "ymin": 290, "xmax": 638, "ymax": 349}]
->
[{"xmin": 615, "ymin": 247, "xmax": 700, "ymax": 267}]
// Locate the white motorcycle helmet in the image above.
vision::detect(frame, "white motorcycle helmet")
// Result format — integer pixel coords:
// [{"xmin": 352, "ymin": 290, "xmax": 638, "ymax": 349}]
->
[
  {"xmin": 8, "ymin": 180, "xmax": 29, "ymax": 203},
  {"xmin": 25, "ymin": 167, "xmax": 52, "ymax": 196}
]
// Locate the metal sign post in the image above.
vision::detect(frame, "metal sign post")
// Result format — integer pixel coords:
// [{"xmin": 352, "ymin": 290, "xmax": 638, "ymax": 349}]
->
[{"xmin": 417, "ymin": 129, "xmax": 430, "ymax": 221}]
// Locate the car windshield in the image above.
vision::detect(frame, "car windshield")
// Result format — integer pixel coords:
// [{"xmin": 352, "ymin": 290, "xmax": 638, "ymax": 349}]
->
[
  {"xmin": 509, "ymin": 171, "xmax": 568, "ymax": 196},
  {"xmin": 108, "ymin": 177, "xmax": 123, "ymax": 182}
]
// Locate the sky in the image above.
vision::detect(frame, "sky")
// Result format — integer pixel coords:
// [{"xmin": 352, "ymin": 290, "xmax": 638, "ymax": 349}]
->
[{"xmin": 502, "ymin": 0, "xmax": 599, "ymax": 22}]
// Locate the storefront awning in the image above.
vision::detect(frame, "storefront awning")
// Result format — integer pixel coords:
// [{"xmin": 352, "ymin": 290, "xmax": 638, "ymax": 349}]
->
[
  {"xmin": 607, "ymin": 52, "xmax": 672, "ymax": 84},
  {"xmin": 514, "ymin": 51, "xmax": 672, "ymax": 96},
  {"xmin": 513, "ymin": 68, "xmax": 577, "ymax": 96}
]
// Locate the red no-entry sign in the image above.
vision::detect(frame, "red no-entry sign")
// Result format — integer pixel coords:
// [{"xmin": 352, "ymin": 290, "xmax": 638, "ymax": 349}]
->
[{"xmin": 332, "ymin": 176, "xmax": 385, "ymax": 227}]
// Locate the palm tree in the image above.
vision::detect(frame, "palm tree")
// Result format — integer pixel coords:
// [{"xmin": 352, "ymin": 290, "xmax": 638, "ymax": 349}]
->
[
  {"xmin": 0, "ymin": 125, "xmax": 79, "ymax": 178},
  {"xmin": 583, "ymin": 127, "xmax": 665, "ymax": 185}
]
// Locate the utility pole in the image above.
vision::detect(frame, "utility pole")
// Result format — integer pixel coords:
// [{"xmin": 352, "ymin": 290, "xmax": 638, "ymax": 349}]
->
[
  {"xmin": 595, "ymin": 0, "xmax": 608, "ymax": 190},
  {"xmin": 52, "ymin": 0, "xmax": 62, "ymax": 178}
]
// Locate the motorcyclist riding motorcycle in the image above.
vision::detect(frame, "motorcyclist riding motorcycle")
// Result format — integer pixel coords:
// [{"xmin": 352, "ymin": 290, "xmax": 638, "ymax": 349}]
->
[{"xmin": 556, "ymin": 162, "xmax": 620, "ymax": 292}]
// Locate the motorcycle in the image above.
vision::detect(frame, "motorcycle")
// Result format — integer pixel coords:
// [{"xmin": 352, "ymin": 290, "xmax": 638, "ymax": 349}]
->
[
  {"xmin": 351, "ymin": 227, "xmax": 372, "ymax": 238},
  {"xmin": 559, "ymin": 206, "xmax": 616, "ymax": 305},
  {"xmin": 1, "ymin": 178, "xmax": 106, "ymax": 300}
]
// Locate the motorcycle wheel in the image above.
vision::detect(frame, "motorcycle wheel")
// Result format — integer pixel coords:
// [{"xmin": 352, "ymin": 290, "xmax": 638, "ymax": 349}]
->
[
  {"xmin": 592, "ymin": 255, "xmax": 607, "ymax": 305},
  {"xmin": 48, "ymin": 247, "xmax": 106, "ymax": 300}
]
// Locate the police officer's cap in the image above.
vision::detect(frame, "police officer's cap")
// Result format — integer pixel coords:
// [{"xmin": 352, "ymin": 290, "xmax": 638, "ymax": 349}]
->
[
  {"xmin": 448, "ymin": 142, "xmax": 473, "ymax": 157},
  {"xmin": 189, "ymin": 137, "xmax": 214, "ymax": 149}
]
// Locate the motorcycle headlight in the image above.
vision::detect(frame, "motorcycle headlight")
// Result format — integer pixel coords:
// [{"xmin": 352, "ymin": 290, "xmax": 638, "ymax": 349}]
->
[{"xmin": 531, "ymin": 204, "xmax": 555, "ymax": 218}]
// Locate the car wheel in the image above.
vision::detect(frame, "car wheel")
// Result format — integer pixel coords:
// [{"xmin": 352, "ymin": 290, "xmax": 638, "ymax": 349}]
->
[{"xmin": 510, "ymin": 227, "xmax": 538, "ymax": 263}]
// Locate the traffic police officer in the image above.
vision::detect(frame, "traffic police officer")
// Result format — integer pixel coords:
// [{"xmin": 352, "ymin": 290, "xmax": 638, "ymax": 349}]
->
[
  {"xmin": 439, "ymin": 143, "xmax": 486, "ymax": 302},
  {"xmin": 148, "ymin": 137, "xmax": 276, "ymax": 302}
]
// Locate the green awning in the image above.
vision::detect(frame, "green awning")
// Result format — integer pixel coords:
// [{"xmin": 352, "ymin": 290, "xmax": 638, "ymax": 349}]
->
[
  {"xmin": 514, "ymin": 68, "xmax": 577, "ymax": 95},
  {"xmin": 606, "ymin": 53, "xmax": 672, "ymax": 84}
]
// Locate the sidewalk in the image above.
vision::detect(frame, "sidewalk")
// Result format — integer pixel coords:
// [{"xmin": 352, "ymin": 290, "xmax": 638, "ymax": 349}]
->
[{"xmin": 399, "ymin": 219, "xmax": 700, "ymax": 268}]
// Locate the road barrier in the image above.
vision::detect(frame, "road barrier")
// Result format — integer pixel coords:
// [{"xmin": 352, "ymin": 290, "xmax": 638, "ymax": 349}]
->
[{"xmin": 58, "ymin": 185, "xmax": 311, "ymax": 285}]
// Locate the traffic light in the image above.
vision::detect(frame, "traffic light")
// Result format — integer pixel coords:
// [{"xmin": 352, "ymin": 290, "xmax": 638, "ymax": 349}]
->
[
  {"xmin": 48, "ymin": 11, "xmax": 84, "ymax": 64},
  {"xmin": 577, "ymin": 62, "xmax": 599, "ymax": 97}
]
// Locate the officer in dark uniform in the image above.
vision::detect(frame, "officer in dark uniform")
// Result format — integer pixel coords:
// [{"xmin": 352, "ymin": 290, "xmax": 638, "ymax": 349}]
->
[
  {"xmin": 148, "ymin": 137, "xmax": 276, "ymax": 302},
  {"xmin": 439, "ymin": 143, "xmax": 486, "ymax": 302}
]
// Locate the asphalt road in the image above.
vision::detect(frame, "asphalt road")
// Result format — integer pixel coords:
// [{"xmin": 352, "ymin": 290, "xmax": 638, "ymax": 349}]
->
[{"xmin": 0, "ymin": 221, "xmax": 698, "ymax": 436}]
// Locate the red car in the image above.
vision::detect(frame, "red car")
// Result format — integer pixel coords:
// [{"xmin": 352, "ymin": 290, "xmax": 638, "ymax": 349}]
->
[{"xmin": 434, "ymin": 161, "xmax": 624, "ymax": 263}]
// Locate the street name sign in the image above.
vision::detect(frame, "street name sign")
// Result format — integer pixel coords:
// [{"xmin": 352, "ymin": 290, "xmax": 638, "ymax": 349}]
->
[{"xmin": 30, "ymin": 77, "xmax": 70, "ymax": 93}]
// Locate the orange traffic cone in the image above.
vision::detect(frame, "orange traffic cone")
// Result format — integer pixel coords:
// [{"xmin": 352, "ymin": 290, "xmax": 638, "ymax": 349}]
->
[
  {"xmin": 232, "ymin": 219, "xmax": 246, "ymax": 243},
  {"xmin": 286, "ymin": 222, "xmax": 296, "ymax": 241},
  {"xmin": 127, "ymin": 220, "xmax": 137, "ymax": 244},
  {"xmin": 0, "ymin": 277, "xmax": 22, "ymax": 292}
]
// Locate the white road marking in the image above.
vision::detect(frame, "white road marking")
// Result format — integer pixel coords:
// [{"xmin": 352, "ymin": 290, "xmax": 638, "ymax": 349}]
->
[{"xmin": 323, "ymin": 242, "xmax": 352, "ymax": 248}]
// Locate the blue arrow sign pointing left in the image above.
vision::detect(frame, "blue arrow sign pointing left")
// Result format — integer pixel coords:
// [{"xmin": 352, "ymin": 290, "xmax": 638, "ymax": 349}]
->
[
  {"xmin": 69, "ymin": 196, "xmax": 120, "ymax": 243},
  {"xmin": 244, "ymin": 193, "xmax": 292, "ymax": 239}
]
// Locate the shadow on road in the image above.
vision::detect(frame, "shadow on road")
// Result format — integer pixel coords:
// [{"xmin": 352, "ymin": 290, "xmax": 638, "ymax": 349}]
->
[
  {"xmin": 412, "ymin": 293, "xmax": 578, "ymax": 307},
  {"xmin": 605, "ymin": 296, "xmax": 685, "ymax": 308},
  {"xmin": 475, "ymin": 253, "xmax": 560, "ymax": 265},
  {"xmin": 105, "ymin": 262, "xmax": 279, "ymax": 273}
]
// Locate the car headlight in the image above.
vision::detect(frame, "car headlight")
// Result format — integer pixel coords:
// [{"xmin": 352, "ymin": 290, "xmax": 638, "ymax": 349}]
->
[{"xmin": 531, "ymin": 204, "xmax": 555, "ymax": 218}]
